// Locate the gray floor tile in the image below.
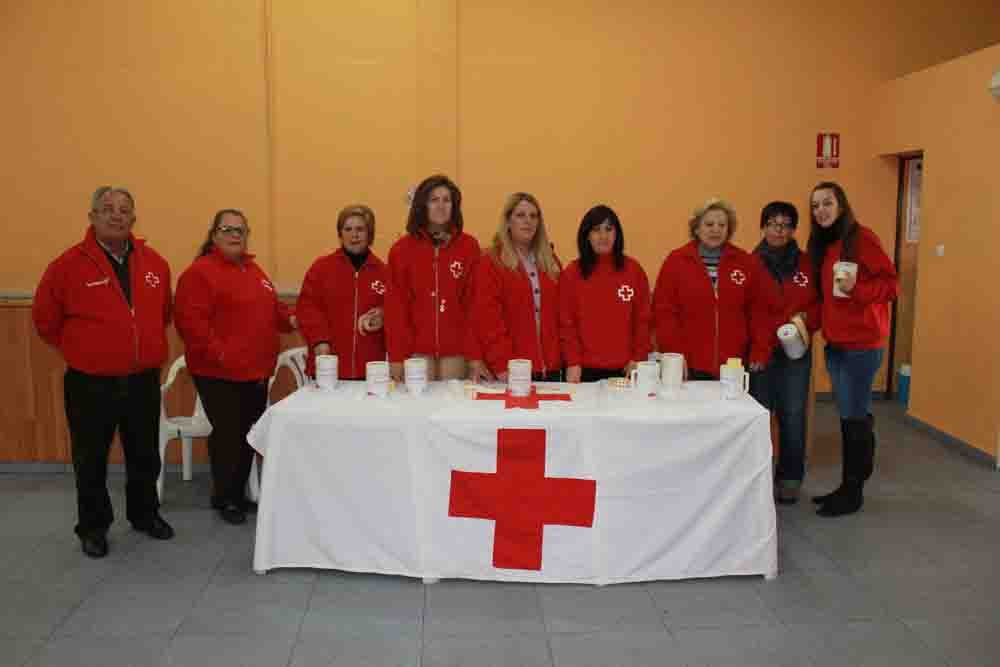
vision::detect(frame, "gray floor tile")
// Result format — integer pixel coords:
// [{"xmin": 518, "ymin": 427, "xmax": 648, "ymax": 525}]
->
[
  {"xmin": 549, "ymin": 630, "xmax": 684, "ymax": 667},
  {"xmin": 802, "ymin": 621, "xmax": 948, "ymax": 667},
  {"xmin": 904, "ymin": 616, "xmax": 1000, "ymax": 667},
  {"xmin": 159, "ymin": 635, "xmax": 295, "ymax": 667},
  {"xmin": 0, "ymin": 581, "xmax": 90, "ymax": 639},
  {"xmin": 425, "ymin": 581, "xmax": 545, "ymax": 639},
  {"xmin": 25, "ymin": 636, "xmax": 169, "ymax": 667},
  {"xmin": 672, "ymin": 625, "xmax": 817, "ymax": 667},
  {"xmin": 0, "ymin": 638, "xmax": 44, "ymax": 667},
  {"xmin": 755, "ymin": 570, "xmax": 890, "ymax": 625},
  {"xmin": 423, "ymin": 635, "xmax": 554, "ymax": 667},
  {"xmin": 538, "ymin": 584, "xmax": 664, "ymax": 634},
  {"xmin": 289, "ymin": 635, "xmax": 420, "ymax": 667},
  {"xmin": 55, "ymin": 588, "xmax": 197, "ymax": 638},
  {"xmin": 300, "ymin": 573, "xmax": 423, "ymax": 639},
  {"xmin": 647, "ymin": 576, "xmax": 780, "ymax": 630}
]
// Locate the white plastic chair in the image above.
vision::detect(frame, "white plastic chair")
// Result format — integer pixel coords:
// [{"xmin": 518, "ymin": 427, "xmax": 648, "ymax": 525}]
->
[
  {"xmin": 248, "ymin": 346, "xmax": 309, "ymax": 502},
  {"xmin": 158, "ymin": 355, "xmax": 213, "ymax": 500}
]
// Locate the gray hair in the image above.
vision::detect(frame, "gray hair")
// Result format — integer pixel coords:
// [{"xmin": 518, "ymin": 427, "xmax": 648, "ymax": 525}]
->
[
  {"xmin": 688, "ymin": 197, "xmax": 738, "ymax": 241},
  {"xmin": 91, "ymin": 186, "xmax": 135, "ymax": 211}
]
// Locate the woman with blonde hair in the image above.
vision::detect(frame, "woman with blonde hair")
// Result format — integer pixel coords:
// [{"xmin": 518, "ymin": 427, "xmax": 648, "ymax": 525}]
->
[
  {"xmin": 473, "ymin": 192, "xmax": 562, "ymax": 381},
  {"xmin": 653, "ymin": 198, "xmax": 769, "ymax": 379}
]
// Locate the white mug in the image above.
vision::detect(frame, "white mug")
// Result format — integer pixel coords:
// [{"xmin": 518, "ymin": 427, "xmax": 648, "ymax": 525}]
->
[
  {"xmin": 719, "ymin": 365, "xmax": 749, "ymax": 399},
  {"xmin": 659, "ymin": 353, "xmax": 685, "ymax": 392},
  {"xmin": 366, "ymin": 360, "xmax": 390, "ymax": 398},
  {"xmin": 629, "ymin": 360, "xmax": 659, "ymax": 396},
  {"xmin": 315, "ymin": 354, "xmax": 338, "ymax": 390},
  {"xmin": 832, "ymin": 261, "xmax": 858, "ymax": 298},
  {"xmin": 508, "ymin": 359, "xmax": 532, "ymax": 397},
  {"xmin": 404, "ymin": 357, "xmax": 428, "ymax": 395}
]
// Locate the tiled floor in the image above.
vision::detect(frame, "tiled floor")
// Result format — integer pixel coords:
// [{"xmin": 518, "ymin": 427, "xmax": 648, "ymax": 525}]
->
[{"xmin": 2, "ymin": 401, "xmax": 999, "ymax": 666}]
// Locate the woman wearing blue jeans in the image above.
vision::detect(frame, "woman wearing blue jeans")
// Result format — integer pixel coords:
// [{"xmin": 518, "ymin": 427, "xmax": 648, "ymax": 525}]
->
[
  {"xmin": 807, "ymin": 182, "xmax": 898, "ymax": 517},
  {"xmin": 750, "ymin": 201, "xmax": 820, "ymax": 505}
]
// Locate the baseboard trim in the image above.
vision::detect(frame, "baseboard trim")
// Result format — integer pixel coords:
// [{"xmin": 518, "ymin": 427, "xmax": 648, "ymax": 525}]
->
[
  {"xmin": 0, "ymin": 463, "xmax": 211, "ymax": 474},
  {"xmin": 903, "ymin": 414, "xmax": 998, "ymax": 469},
  {"xmin": 815, "ymin": 391, "xmax": 887, "ymax": 402}
]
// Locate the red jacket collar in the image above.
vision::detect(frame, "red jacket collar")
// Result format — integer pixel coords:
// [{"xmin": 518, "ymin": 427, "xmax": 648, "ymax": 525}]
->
[
  {"xmin": 680, "ymin": 239, "xmax": 736, "ymax": 259},
  {"xmin": 333, "ymin": 247, "xmax": 381, "ymax": 269},
  {"xmin": 82, "ymin": 225, "xmax": 143, "ymax": 257},
  {"xmin": 209, "ymin": 244, "xmax": 255, "ymax": 264}
]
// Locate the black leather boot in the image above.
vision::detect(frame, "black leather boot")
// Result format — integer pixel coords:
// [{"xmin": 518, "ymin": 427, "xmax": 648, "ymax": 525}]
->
[
  {"xmin": 817, "ymin": 417, "xmax": 868, "ymax": 517},
  {"xmin": 812, "ymin": 419, "xmax": 850, "ymax": 504}
]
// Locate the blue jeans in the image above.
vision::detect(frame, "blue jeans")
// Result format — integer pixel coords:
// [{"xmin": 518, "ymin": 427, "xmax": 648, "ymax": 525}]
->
[
  {"xmin": 824, "ymin": 345, "xmax": 884, "ymax": 419},
  {"xmin": 750, "ymin": 347, "xmax": 812, "ymax": 483}
]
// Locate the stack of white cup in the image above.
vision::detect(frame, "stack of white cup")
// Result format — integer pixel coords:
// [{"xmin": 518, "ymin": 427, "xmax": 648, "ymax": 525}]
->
[
  {"xmin": 404, "ymin": 357, "xmax": 428, "ymax": 395},
  {"xmin": 366, "ymin": 360, "xmax": 390, "ymax": 397},
  {"xmin": 508, "ymin": 359, "xmax": 532, "ymax": 397},
  {"xmin": 315, "ymin": 354, "xmax": 338, "ymax": 390}
]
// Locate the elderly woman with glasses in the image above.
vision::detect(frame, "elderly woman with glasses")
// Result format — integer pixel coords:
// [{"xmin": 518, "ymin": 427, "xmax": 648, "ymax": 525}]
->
[
  {"xmin": 297, "ymin": 204, "xmax": 388, "ymax": 379},
  {"xmin": 653, "ymin": 198, "xmax": 770, "ymax": 380},
  {"xmin": 749, "ymin": 201, "xmax": 821, "ymax": 505},
  {"xmin": 175, "ymin": 209, "xmax": 296, "ymax": 525}
]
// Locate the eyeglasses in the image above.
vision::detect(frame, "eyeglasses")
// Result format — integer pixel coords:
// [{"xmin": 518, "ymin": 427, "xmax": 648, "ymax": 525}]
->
[
  {"xmin": 765, "ymin": 220, "xmax": 793, "ymax": 231},
  {"xmin": 93, "ymin": 207, "xmax": 134, "ymax": 218},
  {"xmin": 217, "ymin": 225, "xmax": 247, "ymax": 238}
]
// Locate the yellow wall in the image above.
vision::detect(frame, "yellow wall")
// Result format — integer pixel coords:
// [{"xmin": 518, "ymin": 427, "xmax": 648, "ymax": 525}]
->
[
  {"xmin": 872, "ymin": 43, "xmax": 1000, "ymax": 454},
  {"xmin": 1, "ymin": 2, "xmax": 999, "ymax": 459}
]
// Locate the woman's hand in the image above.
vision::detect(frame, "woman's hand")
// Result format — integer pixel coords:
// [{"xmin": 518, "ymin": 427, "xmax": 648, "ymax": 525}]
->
[
  {"xmin": 289, "ymin": 314, "xmax": 299, "ymax": 330},
  {"xmin": 566, "ymin": 365, "xmax": 582, "ymax": 384},
  {"xmin": 749, "ymin": 361, "xmax": 765, "ymax": 372},
  {"xmin": 358, "ymin": 307, "xmax": 384, "ymax": 335},
  {"xmin": 390, "ymin": 362, "xmax": 404, "ymax": 383},
  {"xmin": 623, "ymin": 361, "xmax": 638, "ymax": 378},
  {"xmin": 467, "ymin": 360, "xmax": 495, "ymax": 384}
]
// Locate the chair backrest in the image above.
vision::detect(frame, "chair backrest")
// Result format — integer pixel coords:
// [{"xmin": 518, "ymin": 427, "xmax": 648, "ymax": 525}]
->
[
  {"xmin": 269, "ymin": 346, "xmax": 309, "ymax": 395},
  {"xmin": 162, "ymin": 355, "xmax": 188, "ymax": 394}
]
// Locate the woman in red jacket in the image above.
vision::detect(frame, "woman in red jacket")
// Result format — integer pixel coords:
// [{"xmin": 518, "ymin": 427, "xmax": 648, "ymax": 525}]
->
[
  {"xmin": 297, "ymin": 205, "xmax": 387, "ymax": 379},
  {"xmin": 385, "ymin": 174, "xmax": 481, "ymax": 382},
  {"xmin": 560, "ymin": 204, "xmax": 651, "ymax": 383},
  {"xmin": 175, "ymin": 209, "xmax": 296, "ymax": 525},
  {"xmin": 653, "ymin": 198, "xmax": 769, "ymax": 379},
  {"xmin": 807, "ymin": 182, "xmax": 898, "ymax": 517},
  {"xmin": 749, "ymin": 201, "xmax": 821, "ymax": 505},
  {"xmin": 474, "ymin": 193, "xmax": 562, "ymax": 382}
]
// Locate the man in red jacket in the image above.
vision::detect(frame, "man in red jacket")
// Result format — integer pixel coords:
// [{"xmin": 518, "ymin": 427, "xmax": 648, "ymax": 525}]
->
[{"xmin": 33, "ymin": 187, "xmax": 175, "ymax": 558}]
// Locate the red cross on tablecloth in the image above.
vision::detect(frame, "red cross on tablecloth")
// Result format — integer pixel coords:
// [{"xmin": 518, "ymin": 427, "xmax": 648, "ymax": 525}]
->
[
  {"xmin": 475, "ymin": 386, "xmax": 571, "ymax": 409},
  {"xmin": 448, "ymin": 428, "xmax": 597, "ymax": 570}
]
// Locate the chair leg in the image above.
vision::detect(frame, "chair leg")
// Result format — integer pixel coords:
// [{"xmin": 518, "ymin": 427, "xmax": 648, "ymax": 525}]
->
[
  {"xmin": 247, "ymin": 454, "xmax": 261, "ymax": 502},
  {"xmin": 157, "ymin": 435, "xmax": 169, "ymax": 501},
  {"xmin": 182, "ymin": 436, "xmax": 193, "ymax": 481}
]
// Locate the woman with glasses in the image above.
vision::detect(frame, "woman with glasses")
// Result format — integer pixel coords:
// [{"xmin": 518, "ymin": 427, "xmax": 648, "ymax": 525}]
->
[
  {"xmin": 474, "ymin": 193, "xmax": 562, "ymax": 382},
  {"xmin": 175, "ymin": 209, "xmax": 296, "ymax": 525},
  {"xmin": 297, "ymin": 205, "xmax": 387, "ymax": 380},
  {"xmin": 749, "ymin": 202, "xmax": 820, "ymax": 505},
  {"xmin": 807, "ymin": 182, "xmax": 898, "ymax": 517},
  {"xmin": 653, "ymin": 198, "xmax": 769, "ymax": 380},
  {"xmin": 384, "ymin": 174, "xmax": 481, "ymax": 383},
  {"xmin": 559, "ymin": 204, "xmax": 651, "ymax": 383}
]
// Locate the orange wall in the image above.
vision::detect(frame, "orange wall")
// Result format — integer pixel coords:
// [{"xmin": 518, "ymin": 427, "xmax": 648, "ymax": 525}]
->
[
  {"xmin": 2, "ymin": 2, "xmax": 999, "ymax": 450},
  {"xmin": 872, "ymin": 43, "xmax": 1000, "ymax": 454}
]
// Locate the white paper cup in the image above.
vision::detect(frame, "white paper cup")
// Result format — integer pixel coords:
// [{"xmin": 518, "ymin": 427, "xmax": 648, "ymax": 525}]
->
[
  {"xmin": 366, "ymin": 360, "xmax": 390, "ymax": 398},
  {"xmin": 719, "ymin": 366, "xmax": 749, "ymax": 399},
  {"xmin": 832, "ymin": 261, "xmax": 858, "ymax": 298},
  {"xmin": 777, "ymin": 323, "xmax": 808, "ymax": 360},
  {"xmin": 659, "ymin": 353, "xmax": 685, "ymax": 392},
  {"xmin": 508, "ymin": 359, "xmax": 532, "ymax": 397},
  {"xmin": 315, "ymin": 354, "xmax": 338, "ymax": 390},
  {"xmin": 404, "ymin": 357, "xmax": 428, "ymax": 395}
]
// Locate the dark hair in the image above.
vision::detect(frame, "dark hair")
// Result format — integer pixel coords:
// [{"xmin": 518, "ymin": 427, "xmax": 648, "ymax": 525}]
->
[
  {"xmin": 199, "ymin": 209, "xmax": 248, "ymax": 257},
  {"xmin": 406, "ymin": 174, "xmax": 463, "ymax": 236},
  {"xmin": 576, "ymin": 204, "xmax": 625, "ymax": 279},
  {"xmin": 759, "ymin": 201, "xmax": 798, "ymax": 229},
  {"xmin": 806, "ymin": 182, "xmax": 859, "ymax": 298}
]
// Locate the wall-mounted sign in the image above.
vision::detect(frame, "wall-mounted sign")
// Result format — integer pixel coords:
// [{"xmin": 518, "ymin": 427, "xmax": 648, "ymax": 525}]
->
[{"xmin": 816, "ymin": 132, "xmax": 840, "ymax": 168}]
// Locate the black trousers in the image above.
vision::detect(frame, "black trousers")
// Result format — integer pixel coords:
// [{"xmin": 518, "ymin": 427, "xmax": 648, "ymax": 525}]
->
[
  {"xmin": 193, "ymin": 376, "xmax": 268, "ymax": 508},
  {"xmin": 63, "ymin": 367, "xmax": 162, "ymax": 538}
]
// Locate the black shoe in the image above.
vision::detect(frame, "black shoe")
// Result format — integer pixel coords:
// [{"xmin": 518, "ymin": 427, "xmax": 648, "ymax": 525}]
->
[
  {"xmin": 816, "ymin": 484, "xmax": 863, "ymax": 517},
  {"xmin": 812, "ymin": 484, "xmax": 846, "ymax": 505},
  {"xmin": 80, "ymin": 533, "xmax": 109, "ymax": 558},
  {"xmin": 219, "ymin": 503, "xmax": 247, "ymax": 525},
  {"xmin": 133, "ymin": 515, "xmax": 175, "ymax": 540},
  {"xmin": 242, "ymin": 500, "xmax": 258, "ymax": 514}
]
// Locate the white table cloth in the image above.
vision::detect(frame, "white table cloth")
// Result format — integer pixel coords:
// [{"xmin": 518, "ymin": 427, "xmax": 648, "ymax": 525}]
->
[{"xmin": 248, "ymin": 381, "xmax": 777, "ymax": 584}]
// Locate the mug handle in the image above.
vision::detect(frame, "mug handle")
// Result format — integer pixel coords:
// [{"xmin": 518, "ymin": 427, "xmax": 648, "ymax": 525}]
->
[
  {"xmin": 742, "ymin": 370, "xmax": 750, "ymax": 392},
  {"xmin": 629, "ymin": 368, "xmax": 638, "ymax": 387}
]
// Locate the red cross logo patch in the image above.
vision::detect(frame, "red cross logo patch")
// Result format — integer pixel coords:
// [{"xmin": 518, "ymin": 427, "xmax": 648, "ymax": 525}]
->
[
  {"xmin": 730, "ymin": 269, "xmax": 746, "ymax": 286},
  {"xmin": 371, "ymin": 279, "xmax": 386, "ymax": 295},
  {"xmin": 144, "ymin": 272, "xmax": 160, "ymax": 288},
  {"xmin": 617, "ymin": 284, "xmax": 634, "ymax": 302},
  {"xmin": 792, "ymin": 271, "xmax": 809, "ymax": 287},
  {"xmin": 448, "ymin": 428, "xmax": 597, "ymax": 570},
  {"xmin": 450, "ymin": 261, "xmax": 464, "ymax": 279}
]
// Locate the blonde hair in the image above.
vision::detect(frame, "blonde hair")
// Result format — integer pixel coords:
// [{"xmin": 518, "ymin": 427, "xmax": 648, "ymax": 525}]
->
[
  {"xmin": 689, "ymin": 197, "xmax": 738, "ymax": 241},
  {"xmin": 336, "ymin": 204, "xmax": 376, "ymax": 244},
  {"xmin": 490, "ymin": 193, "xmax": 560, "ymax": 280}
]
